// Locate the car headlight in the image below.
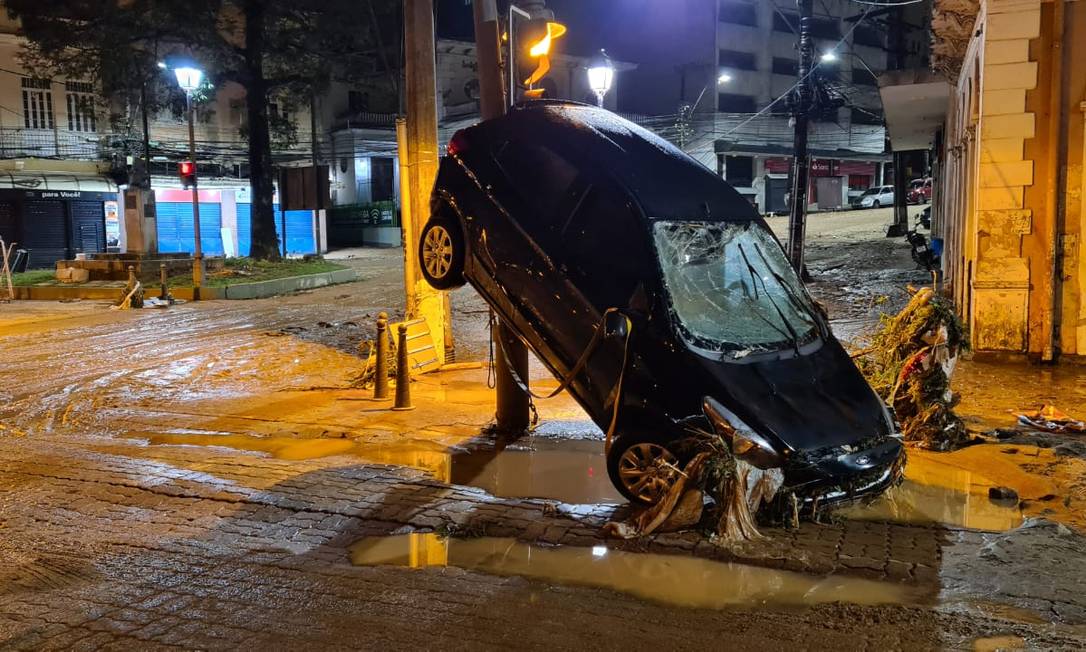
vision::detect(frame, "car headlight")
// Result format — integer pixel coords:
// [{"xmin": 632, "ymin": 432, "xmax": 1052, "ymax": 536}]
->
[{"xmin": 702, "ymin": 397, "xmax": 782, "ymax": 469}]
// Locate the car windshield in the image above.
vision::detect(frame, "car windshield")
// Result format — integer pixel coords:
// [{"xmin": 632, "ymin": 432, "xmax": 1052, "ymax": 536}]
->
[
  {"xmin": 861, "ymin": 188, "xmax": 879, "ymax": 196},
  {"xmin": 652, "ymin": 221, "xmax": 820, "ymax": 357}
]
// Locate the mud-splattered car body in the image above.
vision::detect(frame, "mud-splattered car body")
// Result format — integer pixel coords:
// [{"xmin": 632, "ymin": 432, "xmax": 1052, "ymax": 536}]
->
[{"xmin": 419, "ymin": 100, "xmax": 904, "ymax": 506}]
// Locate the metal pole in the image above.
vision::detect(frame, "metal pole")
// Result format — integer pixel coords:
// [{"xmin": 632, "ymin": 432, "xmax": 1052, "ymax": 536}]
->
[
  {"xmin": 476, "ymin": 0, "xmax": 530, "ymax": 433},
  {"xmin": 187, "ymin": 93, "xmax": 203, "ymax": 300},
  {"xmin": 786, "ymin": 0, "xmax": 813, "ymax": 273}
]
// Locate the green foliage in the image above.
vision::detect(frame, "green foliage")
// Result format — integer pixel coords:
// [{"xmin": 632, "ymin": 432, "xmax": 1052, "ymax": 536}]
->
[
  {"xmin": 10, "ymin": 269, "xmax": 57, "ymax": 286},
  {"xmin": 166, "ymin": 257, "xmax": 345, "ymax": 288}
]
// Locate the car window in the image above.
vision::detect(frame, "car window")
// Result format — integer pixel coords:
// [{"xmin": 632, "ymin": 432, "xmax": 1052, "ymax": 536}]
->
[
  {"xmin": 493, "ymin": 140, "xmax": 578, "ymax": 223},
  {"xmin": 562, "ymin": 184, "xmax": 646, "ymax": 309},
  {"xmin": 653, "ymin": 221, "xmax": 819, "ymax": 356}
]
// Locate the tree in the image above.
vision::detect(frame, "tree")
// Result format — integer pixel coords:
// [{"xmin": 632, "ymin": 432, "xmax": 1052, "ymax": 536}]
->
[{"xmin": 7, "ymin": 0, "xmax": 399, "ymax": 260}]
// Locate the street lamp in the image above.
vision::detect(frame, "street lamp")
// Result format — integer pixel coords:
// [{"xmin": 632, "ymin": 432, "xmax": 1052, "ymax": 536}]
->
[
  {"xmin": 169, "ymin": 64, "xmax": 205, "ymax": 299},
  {"xmin": 586, "ymin": 49, "xmax": 614, "ymax": 107}
]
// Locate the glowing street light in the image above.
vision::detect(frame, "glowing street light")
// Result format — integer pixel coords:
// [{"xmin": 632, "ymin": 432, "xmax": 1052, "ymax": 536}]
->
[
  {"xmin": 820, "ymin": 51, "xmax": 838, "ymax": 63},
  {"xmin": 718, "ymin": 72, "xmax": 732, "ymax": 84},
  {"xmin": 173, "ymin": 67, "xmax": 204, "ymax": 94},
  {"xmin": 587, "ymin": 49, "xmax": 614, "ymax": 107}
]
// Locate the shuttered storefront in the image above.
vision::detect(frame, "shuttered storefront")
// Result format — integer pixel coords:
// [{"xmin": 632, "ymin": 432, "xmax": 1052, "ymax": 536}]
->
[
  {"xmin": 156, "ymin": 202, "xmax": 224, "ymax": 256},
  {"xmin": 22, "ymin": 200, "xmax": 67, "ymax": 267},
  {"xmin": 70, "ymin": 201, "xmax": 106, "ymax": 255},
  {"xmin": 236, "ymin": 204, "xmax": 315, "ymax": 256}
]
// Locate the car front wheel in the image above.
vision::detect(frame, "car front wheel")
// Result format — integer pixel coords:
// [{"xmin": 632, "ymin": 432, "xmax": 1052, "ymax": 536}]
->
[
  {"xmin": 872, "ymin": 200, "xmax": 881, "ymax": 209},
  {"xmin": 418, "ymin": 216, "xmax": 466, "ymax": 290},
  {"xmin": 607, "ymin": 433, "xmax": 682, "ymax": 505}
]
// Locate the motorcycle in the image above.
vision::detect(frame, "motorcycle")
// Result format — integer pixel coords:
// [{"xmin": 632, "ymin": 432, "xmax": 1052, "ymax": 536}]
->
[{"xmin": 906, "ymin": 215, "xmax": 939, "ymax": 272}]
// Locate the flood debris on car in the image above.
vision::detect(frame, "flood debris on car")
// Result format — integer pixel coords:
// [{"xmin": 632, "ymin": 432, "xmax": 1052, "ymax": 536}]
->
[
  {"xmin": 854, "ymin": 286, "xmax": 969, "ymax": 450},
  {"xmin": 603, "ymin": 428, "xmax": 783, "ymax": 543}
]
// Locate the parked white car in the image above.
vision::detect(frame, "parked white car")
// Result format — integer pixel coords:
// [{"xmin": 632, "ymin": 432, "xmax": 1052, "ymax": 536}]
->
[{"xmin": 857, "ymin": 185, "xmax": 895, "ymax": 209}]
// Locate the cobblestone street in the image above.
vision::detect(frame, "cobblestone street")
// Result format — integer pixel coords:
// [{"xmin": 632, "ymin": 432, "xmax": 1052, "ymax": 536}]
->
[{"xmin": 3, "ymin": 210, "xmax": 1086, "ymax": 649}]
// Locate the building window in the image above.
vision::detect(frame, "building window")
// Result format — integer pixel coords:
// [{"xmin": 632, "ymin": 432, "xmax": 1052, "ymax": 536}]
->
[
  {"xmin": 850, "ymin": 107, "xmax": 883, "ymax": 125},
  {"xmin": 269, "ymin": 102, "xmax": 292, "ymax": 125},
  {"xmin": 853, "ymin": 25, "xmax": 884, "ymax": 48},
  {"xmin": 772, "ymin": 58, "xmax": 798, "ymax": 76},
  {"xmin": 809, "ymin": 16, "xmax": 840, "ymax": 39},
  {"xmin": 772, "ymin": 12, "xmax": 798, "ymax": 33},
  {"xmin": 21, "ymin": 78, "xmax": 54, "ymax": 129},
  {"xmin": 718, "ymin": 93, "xmax": 756, "ymax": 113},
  {"xmin": 347, "ymin": 90, "xmax": 368, "ymax": 113},
  {"xmin": 724, "ymin": 155, "xmax": 754, "ymax": 187},
  {"xmin": 852, "ymin": 68, "xmax": 878, "ymax": 86},
  {"xmin": 65, "ymin": 81, "xmax": 96, "ymax": 133},
  {"xmin": 719, "ymin": 1, "xmax": 757, "ymax": 27},
  {"xmin": 719, "ymin": 49, "xmax": 757, "ymax": 71}
]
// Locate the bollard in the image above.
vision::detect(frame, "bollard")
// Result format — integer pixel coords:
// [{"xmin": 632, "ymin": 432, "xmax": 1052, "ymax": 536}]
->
[
  {"xmin": 126, "ymin": 265, "xmax": 136, "ymax": 291},
  {"xmin": 391, "ymin": 323, "xmax": 415, "ymax": 411},
  {"xmin": 159, "ymin": 263, "xmax": 168, "ymax": 300},
  {"xmin": 373, "ymin": 311, "xmax": 390, "ymax": 400}
]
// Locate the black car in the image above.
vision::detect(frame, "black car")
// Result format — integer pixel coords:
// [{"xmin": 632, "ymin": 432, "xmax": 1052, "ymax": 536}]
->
[{"xmin": 419, "ymin": 101, "xmax": 903, "ymax": 506}]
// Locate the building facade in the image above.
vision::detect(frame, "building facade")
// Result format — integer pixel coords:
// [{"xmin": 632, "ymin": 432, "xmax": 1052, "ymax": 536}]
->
[{"xmin": 930, "ymin": 0, "xmax": 1086, "ymax": 359}]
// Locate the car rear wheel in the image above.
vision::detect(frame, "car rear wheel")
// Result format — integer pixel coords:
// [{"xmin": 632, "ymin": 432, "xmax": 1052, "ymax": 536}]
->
[
  {"xmin": 607, "ymin": 433, "xmax": 682, "ymax": 506},
  {"xmin": 419, "ymin": 217, "xmax": 465, "ymax": 290}
]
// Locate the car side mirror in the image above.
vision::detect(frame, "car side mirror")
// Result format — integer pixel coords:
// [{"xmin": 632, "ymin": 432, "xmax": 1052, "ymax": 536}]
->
[{"xmin": 604, "ymin": 310, "xmax": 630, "ymax": 339}]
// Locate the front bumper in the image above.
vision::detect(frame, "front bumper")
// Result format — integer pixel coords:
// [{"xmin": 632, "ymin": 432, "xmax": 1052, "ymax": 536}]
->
[{"xmin": 784, "ymin": 438, "xmax": 906, "ymax": 507}]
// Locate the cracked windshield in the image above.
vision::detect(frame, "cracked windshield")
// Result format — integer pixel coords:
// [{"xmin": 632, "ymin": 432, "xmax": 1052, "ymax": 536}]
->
[{"xmin": 653, "ymin": 221, "xmax": 818, "ymax": 356}]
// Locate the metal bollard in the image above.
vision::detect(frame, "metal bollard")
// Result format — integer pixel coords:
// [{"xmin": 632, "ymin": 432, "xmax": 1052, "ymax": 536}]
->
[
  {"xmin": 126, "ymin": 265, "xmax": 136, "ymax": 291},
  {"xmin": 392, "ymin": 323, "xmax": 415, "ymax": 411},
  {"xmin": 159, "ymin": 263, "xmax": 168, "ymax": 300},
  {"xmin": 373, "ymin": 311, "xmax": 390, "ymax": 400}
]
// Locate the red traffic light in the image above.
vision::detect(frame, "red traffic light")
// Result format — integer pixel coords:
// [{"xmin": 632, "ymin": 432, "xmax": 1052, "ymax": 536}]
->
[{"xmin": 178, "ymin": 161, "xmax": 196, "ymax": 189}]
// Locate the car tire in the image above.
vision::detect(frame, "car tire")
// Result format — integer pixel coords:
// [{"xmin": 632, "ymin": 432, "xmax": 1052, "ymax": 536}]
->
[
  {"xmin": 872, "ymin": 200, "xmax": 881, "ymax": 209},
  {"xmin": 607, "ymin": 432, "xmax": 683, "ymax": 506},
  {"xmin": 418, "ymin": 216, "xmax": 466, "ymax": 290}
]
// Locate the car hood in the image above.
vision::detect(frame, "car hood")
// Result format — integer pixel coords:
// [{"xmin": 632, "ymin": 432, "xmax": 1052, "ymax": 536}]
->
[{"xmin": 701, "ymin": 339, "xmax": 891, "ymax": 453}]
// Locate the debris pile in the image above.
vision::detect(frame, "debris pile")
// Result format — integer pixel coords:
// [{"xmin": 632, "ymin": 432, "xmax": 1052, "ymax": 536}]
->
[
  {"xmin": 855, "ymin": 287, "xmax": 969, "ymax": 450},
  {"xmin": 604, "ymin": 431, "xmax": 783, "ymax": 543},
  {"xmin": 1016, "ymin": 405, "xmax": 1086, "ymax": 434}
]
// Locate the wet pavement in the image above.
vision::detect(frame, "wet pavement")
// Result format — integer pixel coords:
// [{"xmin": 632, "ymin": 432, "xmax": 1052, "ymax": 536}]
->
[{"xmin": 3, "ymin": 209, "xmax": 1086, "ymax": 648}]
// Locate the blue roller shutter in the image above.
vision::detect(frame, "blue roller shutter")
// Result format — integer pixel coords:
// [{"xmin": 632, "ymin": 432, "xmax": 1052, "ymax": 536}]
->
[
  {"xmin": 237, "ymin": 204, "xmax": 315, "ymax": 256},
  {"xmin": 156, "ymin": 202, "xmax": 223, "ymax": 256}
]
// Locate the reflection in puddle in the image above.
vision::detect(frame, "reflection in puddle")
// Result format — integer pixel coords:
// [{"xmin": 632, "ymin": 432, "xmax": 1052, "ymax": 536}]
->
[
  {"xmin": 350, "ymin": 533, "xmax": 924, "ymax": 609},
  {"xmin": 129, "ymin": 430, "xmax": 621, "ymax": 504},
  {"xmin": 840, "ymin": 451, "xmax": 1022, "ymax": 531},
  {"xmin": 971, "ymin": 635, "xmax": 1026, "ymax": 651}
]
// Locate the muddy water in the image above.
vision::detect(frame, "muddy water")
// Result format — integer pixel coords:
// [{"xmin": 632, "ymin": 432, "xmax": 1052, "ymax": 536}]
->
[
  {"xmin": 840, "ymin": 451, "xmax": 1022, "ymax": 531},
  {"xmin": 349, "ymin": 533, "xmax": 924, "ymax": 609},
  {"xmin": 126, "ymin": 430, "xmax": 622, "ymax": 504}
]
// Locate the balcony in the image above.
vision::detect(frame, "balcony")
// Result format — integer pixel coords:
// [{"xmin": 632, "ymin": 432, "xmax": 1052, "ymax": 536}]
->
[
  {"xmin": 332, "ymin": 111, "xmax": 397, "ymax": 132},
  {"xmin": 0, "ymin": 127, "xmax": 102, "ymax": 160}
]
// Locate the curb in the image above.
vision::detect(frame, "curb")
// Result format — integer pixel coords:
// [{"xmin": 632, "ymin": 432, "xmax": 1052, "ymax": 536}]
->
[{"xmin": 14, "ymin": 268, "xmax": 357, "ymax": 302}]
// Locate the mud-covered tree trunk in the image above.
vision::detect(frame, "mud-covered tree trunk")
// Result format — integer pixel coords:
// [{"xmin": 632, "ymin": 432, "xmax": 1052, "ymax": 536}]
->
[{"xmin": 243, "ymin": 0, "xmax": 281, "ymax": 260}]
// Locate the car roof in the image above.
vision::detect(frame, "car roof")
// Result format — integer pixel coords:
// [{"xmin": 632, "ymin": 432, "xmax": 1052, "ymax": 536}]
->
[{"xmin": 467, "ymin": 100, "xmax": 760, "ymax": 223}]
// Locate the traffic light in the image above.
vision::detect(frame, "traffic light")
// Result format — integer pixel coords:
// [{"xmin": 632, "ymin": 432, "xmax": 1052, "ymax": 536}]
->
[
  {"xmin": 178, "ymin": 161, "xmax": 196, "ymax": 189},
  {"xmin": 517, "ymin": 20, "xmax": 566, "ymax": 96}
]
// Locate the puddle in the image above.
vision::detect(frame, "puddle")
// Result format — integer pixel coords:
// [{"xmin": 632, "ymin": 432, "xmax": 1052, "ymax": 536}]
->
[
  {"xmin": 971, "ymin": 635, "xmax": 1026, "ymax": 651},
  {"xmin": 840, "ymin": 451, "xmax": 1023, "ymax": 531},
  {"xmin": 349, "ymin": 533, "xmax": 924, "ymax": 609},
  {"xmin": 126, "ymin": 429, "xmax": 621, "ymax": 504}
]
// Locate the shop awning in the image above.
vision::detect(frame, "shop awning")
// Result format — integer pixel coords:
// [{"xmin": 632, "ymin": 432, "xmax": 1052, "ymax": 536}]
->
[{"xmin": 878, "ymin": 70, "xmax": 951, "ymax": 152}]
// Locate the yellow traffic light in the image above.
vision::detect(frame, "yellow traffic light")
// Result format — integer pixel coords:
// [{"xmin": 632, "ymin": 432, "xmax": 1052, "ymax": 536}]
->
[{"xmin": 523, "ymin": 21, "xmax": 566, "ymax": 87}]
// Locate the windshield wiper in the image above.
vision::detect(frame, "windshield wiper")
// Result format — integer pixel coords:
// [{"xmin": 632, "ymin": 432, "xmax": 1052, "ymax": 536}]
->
[
  {"xmin": 738, "ymin": 243, "xmax": 801, "ymax": 355},
  {"xmin": 752, "ymin": 243, "xmax": 827, "ymax": 340}
]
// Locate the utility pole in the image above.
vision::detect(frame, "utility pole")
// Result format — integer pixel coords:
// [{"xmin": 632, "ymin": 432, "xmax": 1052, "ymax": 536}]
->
[
  {"xmin": 185, "ymin": 92, "xmax": 204, "ymax": 300},
  {"xmin": 787, "ymin": 0, "xmax": 814, "ymax": 273},
  {"xmin": 474, "ymin": 0, "xmax": 531, "ymax": 433},
  {"xmin": 885, "ymin": 6, "xmax": 909, "ymax": 238},
  {"xmin": 403, "ymin": 0, "xmax": 449, "ymax": 364}
]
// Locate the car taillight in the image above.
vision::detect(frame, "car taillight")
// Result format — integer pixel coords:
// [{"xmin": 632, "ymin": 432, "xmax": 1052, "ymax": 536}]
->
[{"xmin": 447, "ymin": 131, "xmax": 468, "ymax": 157}]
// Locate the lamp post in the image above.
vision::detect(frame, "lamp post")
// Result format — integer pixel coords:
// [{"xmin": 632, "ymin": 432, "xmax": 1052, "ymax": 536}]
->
[
  {"xmin": 173, "ymin": 66, "xmax": 205, "ymax": 299},
  {"xmin": 586, "ymin": 49, "xmax": 614, "ymax": 107}
]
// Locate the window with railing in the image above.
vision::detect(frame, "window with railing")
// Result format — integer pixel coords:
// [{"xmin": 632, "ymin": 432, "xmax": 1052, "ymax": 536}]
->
[
  {"xmin": 719, "ymin": 1, "xmax": 757, "ymax": 27},
  {"xmin": 22, "ymin": 78, "xmax": 54, "ymax": 130},
  {"xmin": 65, "ymin": 81, "xmax": 97, "ymax": 132},
  {"xmin": 719, "ymin": 49, "xmax": 757, "ymax": 71}
]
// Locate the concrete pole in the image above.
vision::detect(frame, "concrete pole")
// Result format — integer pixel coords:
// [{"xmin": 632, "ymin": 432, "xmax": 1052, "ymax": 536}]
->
[
  {"xmin": 786, "ymin": 0, "xmax": 813, "ymax": 273},
  {"xmin": 475, "ymin": 0, "xmax": 530, "ymax": 433},
  {"xmin": 396, "ymin": 118, "xmax": 417, "ymax": 316},
  {"xmin": 404, "ymin": 0, "xmax": 448, "ymax": 363},
  {"xmin": 186, "ymin": 93, "xmax": 204, "ymax": 300}
]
